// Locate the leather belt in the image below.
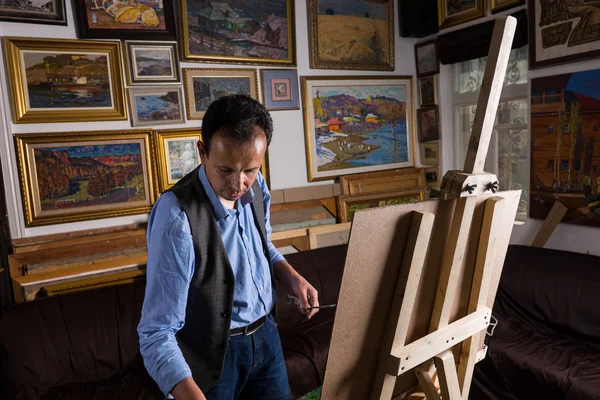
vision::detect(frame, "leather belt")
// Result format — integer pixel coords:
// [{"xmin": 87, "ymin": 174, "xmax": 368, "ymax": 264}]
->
[{"xmin": 229, "ymin": 316, "xmax": 266, "ymax": 337}]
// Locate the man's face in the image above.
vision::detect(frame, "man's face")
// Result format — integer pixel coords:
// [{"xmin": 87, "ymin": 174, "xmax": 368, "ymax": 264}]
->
[{"xmin": 198, "ymin": 128, "xmax": 267, "ymax": 202}]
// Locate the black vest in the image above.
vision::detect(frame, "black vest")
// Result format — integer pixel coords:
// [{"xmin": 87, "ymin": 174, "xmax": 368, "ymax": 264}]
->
[{"xmin": 168, "ymin": 166, "xmax": 274, "ymax": 393}]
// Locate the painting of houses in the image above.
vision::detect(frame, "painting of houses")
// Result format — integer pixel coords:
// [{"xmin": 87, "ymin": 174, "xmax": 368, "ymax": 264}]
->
[
  {"xmin": 183, "ymin": 0, "xmax": 293, "ymax": 64},
  {"xmin": 530, "ymin": 69, "xmax": 600, "ymax": 227}
]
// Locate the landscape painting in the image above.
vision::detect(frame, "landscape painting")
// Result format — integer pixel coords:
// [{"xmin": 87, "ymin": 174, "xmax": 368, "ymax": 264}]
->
[
  {"xmin": 128, "ymin": 87, "xmax": 184, "ymax": 127},
  {"xmin": 181, "ymin": 0, "xmax": 294, "ymax": 65},
  {"xmin": 308, "ymin": 0, "xmax": 394, "ymax": 70},
  {"xmin": 23, "ymin": 51, "xmax": 112, "ymax": 109},
  {"xmin": 438, "ymin": 0, "xmax": 485, "ymax": 29},
  {"xmin": 0, "ymin": 0, "xmax": 67, "ymax": 25},
  {"xmin": 338, "ymin": 189, "xmax": 423, "ymax": 223},
  {"xmin": 302, "ymin": 76, "xmax": 414, "ymax": 181},
  {"xmin": 530, "ymin": 69, "xmax": 600, "ymax": 228},
  {"xmin": 184, "ymin": 69, "xmax": 258, "ymax": 119},
  {"xmin": 15, "ymin": 131, "xmax": 157, "ymax": 226}
]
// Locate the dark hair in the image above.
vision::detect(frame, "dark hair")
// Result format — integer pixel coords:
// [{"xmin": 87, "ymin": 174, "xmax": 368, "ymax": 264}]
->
[{"xmin": 201, "ymin": 95, "xmax": 273, "ymax": 154}]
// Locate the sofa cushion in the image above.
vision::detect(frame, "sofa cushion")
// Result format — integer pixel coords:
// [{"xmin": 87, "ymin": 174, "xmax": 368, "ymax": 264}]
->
[{"xmin": 0, "ymin": 279, "xmax": 149, "ymax": 398}]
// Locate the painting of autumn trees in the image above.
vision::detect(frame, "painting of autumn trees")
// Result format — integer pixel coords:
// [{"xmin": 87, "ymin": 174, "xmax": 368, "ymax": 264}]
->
[{"xmin": 33, "ymin": 143, "xmax": 146, "ymax": 211}]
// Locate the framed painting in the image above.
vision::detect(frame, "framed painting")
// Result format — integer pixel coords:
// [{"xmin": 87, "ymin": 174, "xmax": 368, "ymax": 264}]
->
[
  {"xmin": 3, "ymin": 37, "xmax": 127, "ymax": 124},
  {"xmin": 307, "ymin": 0, "xmax": 394, "ymax": 71},
  {"xmin": 424, "ymin": 166, "xmax": 440, "ymax": 189},
  {"xmin": 417, "ymin": 106, "xmax": 440, "ymax": 143},
  {"xmin": 14, "ymin": 130, "xmax": 159, "ymax": 227},
  {"xmin": 180, "ymin": 0, "xmax": 295, "ymax": 66},
  {"xmin": 491, "ymin": 0, "xmax": 523, "ymax": 14},
  {"xmin": 128, "ymin": 86, "xmax": 184, "ymax": 127},
  {"xmin": 528, "ymin": 0, "xmax": 600, "ymax": 69},
  {"xmin": 124, "ymin": 41, "xmax": 180, "ymax": 85},
  {"xmin": 415, "ymin": 40, "xmax": 439, "ymax": 78},
  {"xmin": 530, "ymin": 68, "xmax": 600, "ymax": 228},
  {"xmin": 420, "ymin": 142, "xmax": 439, "ymax": 166},
  {"xmin": 260, "ymin": 69, "xmax": 299, "ymax": 111},
  {"xmin": 72, "ymin": 0, "xmax": 176, "ymax": 40},
  {"xmin": 418, "ymin": 76, "xmax": 437, "ymax": 106},
  {"xmin": 183, "ymin": 68, "xmax": 258, "ymax": 120},
  {"xmin": 0, "ymin": 0, "xmax": 66, "ymax": 25},
  {"xmin": 154, "ymin": 128, "xmax": 202, "ymax": 192},
  {"xmin": 337, "ymin": 188, "xmax": 425, "ymax": 223},
  {"xmin": 438, "ymin": 0, "xmax": 486, "ymax": 30},
  {"xmin": 301, "ymin": 75, "xmax": 415, "ymax": 182}
]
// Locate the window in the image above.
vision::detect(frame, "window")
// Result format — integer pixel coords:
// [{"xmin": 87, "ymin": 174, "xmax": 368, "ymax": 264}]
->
[
  {"xmin": 548, "ymin": 125, "xmax": 554, "ymax": 134},
  {"xmin": 454, "ymin": 46, "xmax": 529, "ymax": 220}
]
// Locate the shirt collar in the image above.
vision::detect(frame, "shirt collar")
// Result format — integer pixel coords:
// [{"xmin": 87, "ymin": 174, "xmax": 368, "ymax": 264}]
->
[{"xmin": 198, "ymin": 164, "xmax": 255, "ymax": 221}]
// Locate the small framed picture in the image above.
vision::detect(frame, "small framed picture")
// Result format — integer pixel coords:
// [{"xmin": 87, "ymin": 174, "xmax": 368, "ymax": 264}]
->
[
  {"xmin": 420, "ymin": 142, "xmax": 440, "ymax": 166},
  {"xmin": 418, "ymin": 76, "xmax": 437, "ymax": 106},
  {"xmin": 183, "ymin": 68, "xmax": 258, "ymax": 120},
  {"xmin": 260, "ymin": 69, "xmax": 299, "ymax": 111},
  {"xmin": 417, "ymin": 106, "xmax": 440, "ymax": 143},
  {"xmin": 154, "ymin": 128, "xmax": 202, "ymax": 192},
  {"xmin": 415, "ymin": 40, "xmax": 439, "ymax": 78},
  {"xmin": 124, "ymin": 41, "xmax": 180, "ymax": 85},
  {"xmin": 0, "ymin": 0, "xmax": 67, "ymax": 25},
  {"xmin": 424, "ymin": 167, "xmax": 441, "ymax": 189},
  {"xmin": 128, "ymin": 86, "xmax": 185, "ymax": 127}
]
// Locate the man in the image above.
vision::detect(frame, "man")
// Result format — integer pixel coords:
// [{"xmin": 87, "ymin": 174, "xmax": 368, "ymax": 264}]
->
[{"xmin": 138, "ymin": 95, "xmax": 319, "ymax": 400}]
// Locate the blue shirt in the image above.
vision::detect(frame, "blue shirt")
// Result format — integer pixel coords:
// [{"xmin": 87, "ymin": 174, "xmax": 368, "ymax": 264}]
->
[{"xmin": 138, "ymin": 165, "xmax": 285, "ymax": 395}]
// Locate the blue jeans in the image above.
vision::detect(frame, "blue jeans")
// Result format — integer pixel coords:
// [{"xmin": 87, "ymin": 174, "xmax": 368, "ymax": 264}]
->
[{"xmin": 205, "ymin": 314, "xmax": 292, "ymax": 400}]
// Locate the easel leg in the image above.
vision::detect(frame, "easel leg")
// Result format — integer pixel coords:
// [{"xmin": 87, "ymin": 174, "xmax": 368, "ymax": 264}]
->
[
  {"xmin": 415, "ymin": 364, "xmax": 440, "ymax": 400},
  {"xmin": 434, "ymin": 351, "xmax": 461, "ymax": 400}
]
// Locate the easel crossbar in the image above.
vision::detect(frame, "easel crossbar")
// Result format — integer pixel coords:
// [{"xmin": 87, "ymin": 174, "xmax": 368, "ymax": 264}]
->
[{"xmin": 388, "ymin": 307, "xmax": 491, "ymax": 375}]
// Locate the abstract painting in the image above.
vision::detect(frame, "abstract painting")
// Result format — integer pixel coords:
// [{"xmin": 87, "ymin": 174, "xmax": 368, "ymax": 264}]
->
[
  {"xmin": 417, "ymin": 106, "xmax": 440, "ymax": 142},
  {"xmin": 260, "ymin": 69, "xmax": 299, "ymax": 110},
  {"xmin": 0, "ymin": 0, "xmax": 66, "ymax": 25},
  {"xmin": 183, "ymin": 68, "xmax": 258, "ymax": 119},
  {"xmin": 529, "ymin": 0, "xmax": 600, "ymax": 69},
  {"xmin": 438, "ymin": 0, "xmax": 485, "ymax": 29},
  {"xmin": 307, "ymin": 0, "xmax": 394, "ymax": 70},
  {"xmin": 4, "ymin": 37, "xmax": 126, "ymax": 123},
  {"xmin": 15, "ymin": 130, "xmax": 158, "ymax": 226},
  {"xmin": 180, "ymin": 0, "xmax": 295, "ymax": 66},
  {"xmin": 128, "ymin": 86, "xmax": 184, "ymax": 127},
  {"xmin": 124, "ymin": 41, "xmax": 179, "ymax": 85},
  {"xmin": 154, "ymin": 128, "xmax": 203, "ymax": 191},
  {"xmin": 301, "ymin": 75, "xmax": 414, "ymax": 181},
  {"xmin": 530, "ymin": 68, "xmax": 600, "ymax": 227},
  {"xmin": 72, "ymin": 0, "xmax": 176, "ymax": 39}
]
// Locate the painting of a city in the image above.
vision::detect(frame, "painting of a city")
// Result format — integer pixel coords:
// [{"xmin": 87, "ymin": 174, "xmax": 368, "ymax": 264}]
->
[
  {"xmin": 23, "ymin": 51, "xmax": 112, "ymax": 109},
  {"xmin": 33, "ymin": 143, "xmax": 147, "ymax": 213},
  {"xmin": 302, "ymin": 77, "xmax": 413, "ymax": 181},
  {"xmin": 530, "ymin": 69, "xmax": 600, "ymax": 227},
  {"xmin": 182, "ymin": 0, "xmax": 292, "ymax": 63}
]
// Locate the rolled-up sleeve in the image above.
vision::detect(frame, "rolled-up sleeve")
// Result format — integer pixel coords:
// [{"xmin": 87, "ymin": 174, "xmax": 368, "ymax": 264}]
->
[{"xmin": 138, "ymin": 193, "xmax": 195, "ymax": 396}]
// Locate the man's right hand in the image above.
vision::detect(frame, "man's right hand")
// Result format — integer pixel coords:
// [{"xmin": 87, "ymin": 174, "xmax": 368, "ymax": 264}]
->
[{"xmin": 172, "ymin": 377, "xmax": 207, "ymax": 400}]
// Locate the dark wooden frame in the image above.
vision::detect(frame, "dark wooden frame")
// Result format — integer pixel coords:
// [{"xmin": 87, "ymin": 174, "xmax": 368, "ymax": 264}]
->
[
  {"xmin": 0, "ymin": 0, "xmax": 67, "ymax": 25},
  {"xmin": 491, "ymin": 0, "xmax": 524, "ymax": 14},
  {"xmin": 73, "ymin": 0, "xmax": 177, "ymax": 40},
  {"xmin": 417, "ymin": 105, "xmax": 440, "ymax": 143},
  {"xmin": 528, "ymin": 0, "xmax": 600, "ymax": 69},
  {"xmin": 415, "ymin": 39, "xmax": 439, "ymax": 78}
]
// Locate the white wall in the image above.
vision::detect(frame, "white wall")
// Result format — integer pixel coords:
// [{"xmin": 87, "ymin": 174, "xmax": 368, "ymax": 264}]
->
[{"xmin": 0, "ymin": 1, "xmax": 417, "ymax": 239}]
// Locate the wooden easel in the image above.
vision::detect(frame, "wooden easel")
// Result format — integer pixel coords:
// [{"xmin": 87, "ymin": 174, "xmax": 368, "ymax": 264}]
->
[{"xmin": 320, "ymin": 16, "xmax": 520, "ymax": 400}]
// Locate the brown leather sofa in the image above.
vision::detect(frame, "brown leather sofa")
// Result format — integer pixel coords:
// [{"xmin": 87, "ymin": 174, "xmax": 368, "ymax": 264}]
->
[
  {"xmin": 471, "ymin": 245, "xmax": 600, "ymax": 400},
  {"xmin": 0, "ymin": 245, "xmax": 347, "ymax": 400}
]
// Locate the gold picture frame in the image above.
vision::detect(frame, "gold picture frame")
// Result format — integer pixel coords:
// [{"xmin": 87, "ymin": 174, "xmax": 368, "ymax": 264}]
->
[
  {"xmin": 179, "ymin": 0, "xmax": 296, "ymax": 66},
  {"xmin": 15, "ymin": 130, "xmax": 159, "ymax": 227},
  {"xmin": 183, "ymin": 68, "xmax": 258, "ymax": 120},
  {"xmin": 438, "ymin": 0, "xmax": 486, "ymax": 29},
  {"xmin": 307, "ymin": 0, "xmax": 394, "ymax": 71},
  {"xmin": 337, "ymin": 188, "xmax": 426, "ymax": 223},
  {"xmin": 301, "ymin": 75, "xmax": 415, "ymax": 182},
  {"xmin": 154, "ymin": 127, "xmax": 271, "ymax": 192},
  {"xmin": 154, "ymin": 127, "xmax": 203, "ymax": 192},
  {"xmin": 491, "ymin": 0, "xmax": 523, "ymax": 13},
  {"xmin": 4, "ymin": 37, "xmax": 127, "ymax": 124}
]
